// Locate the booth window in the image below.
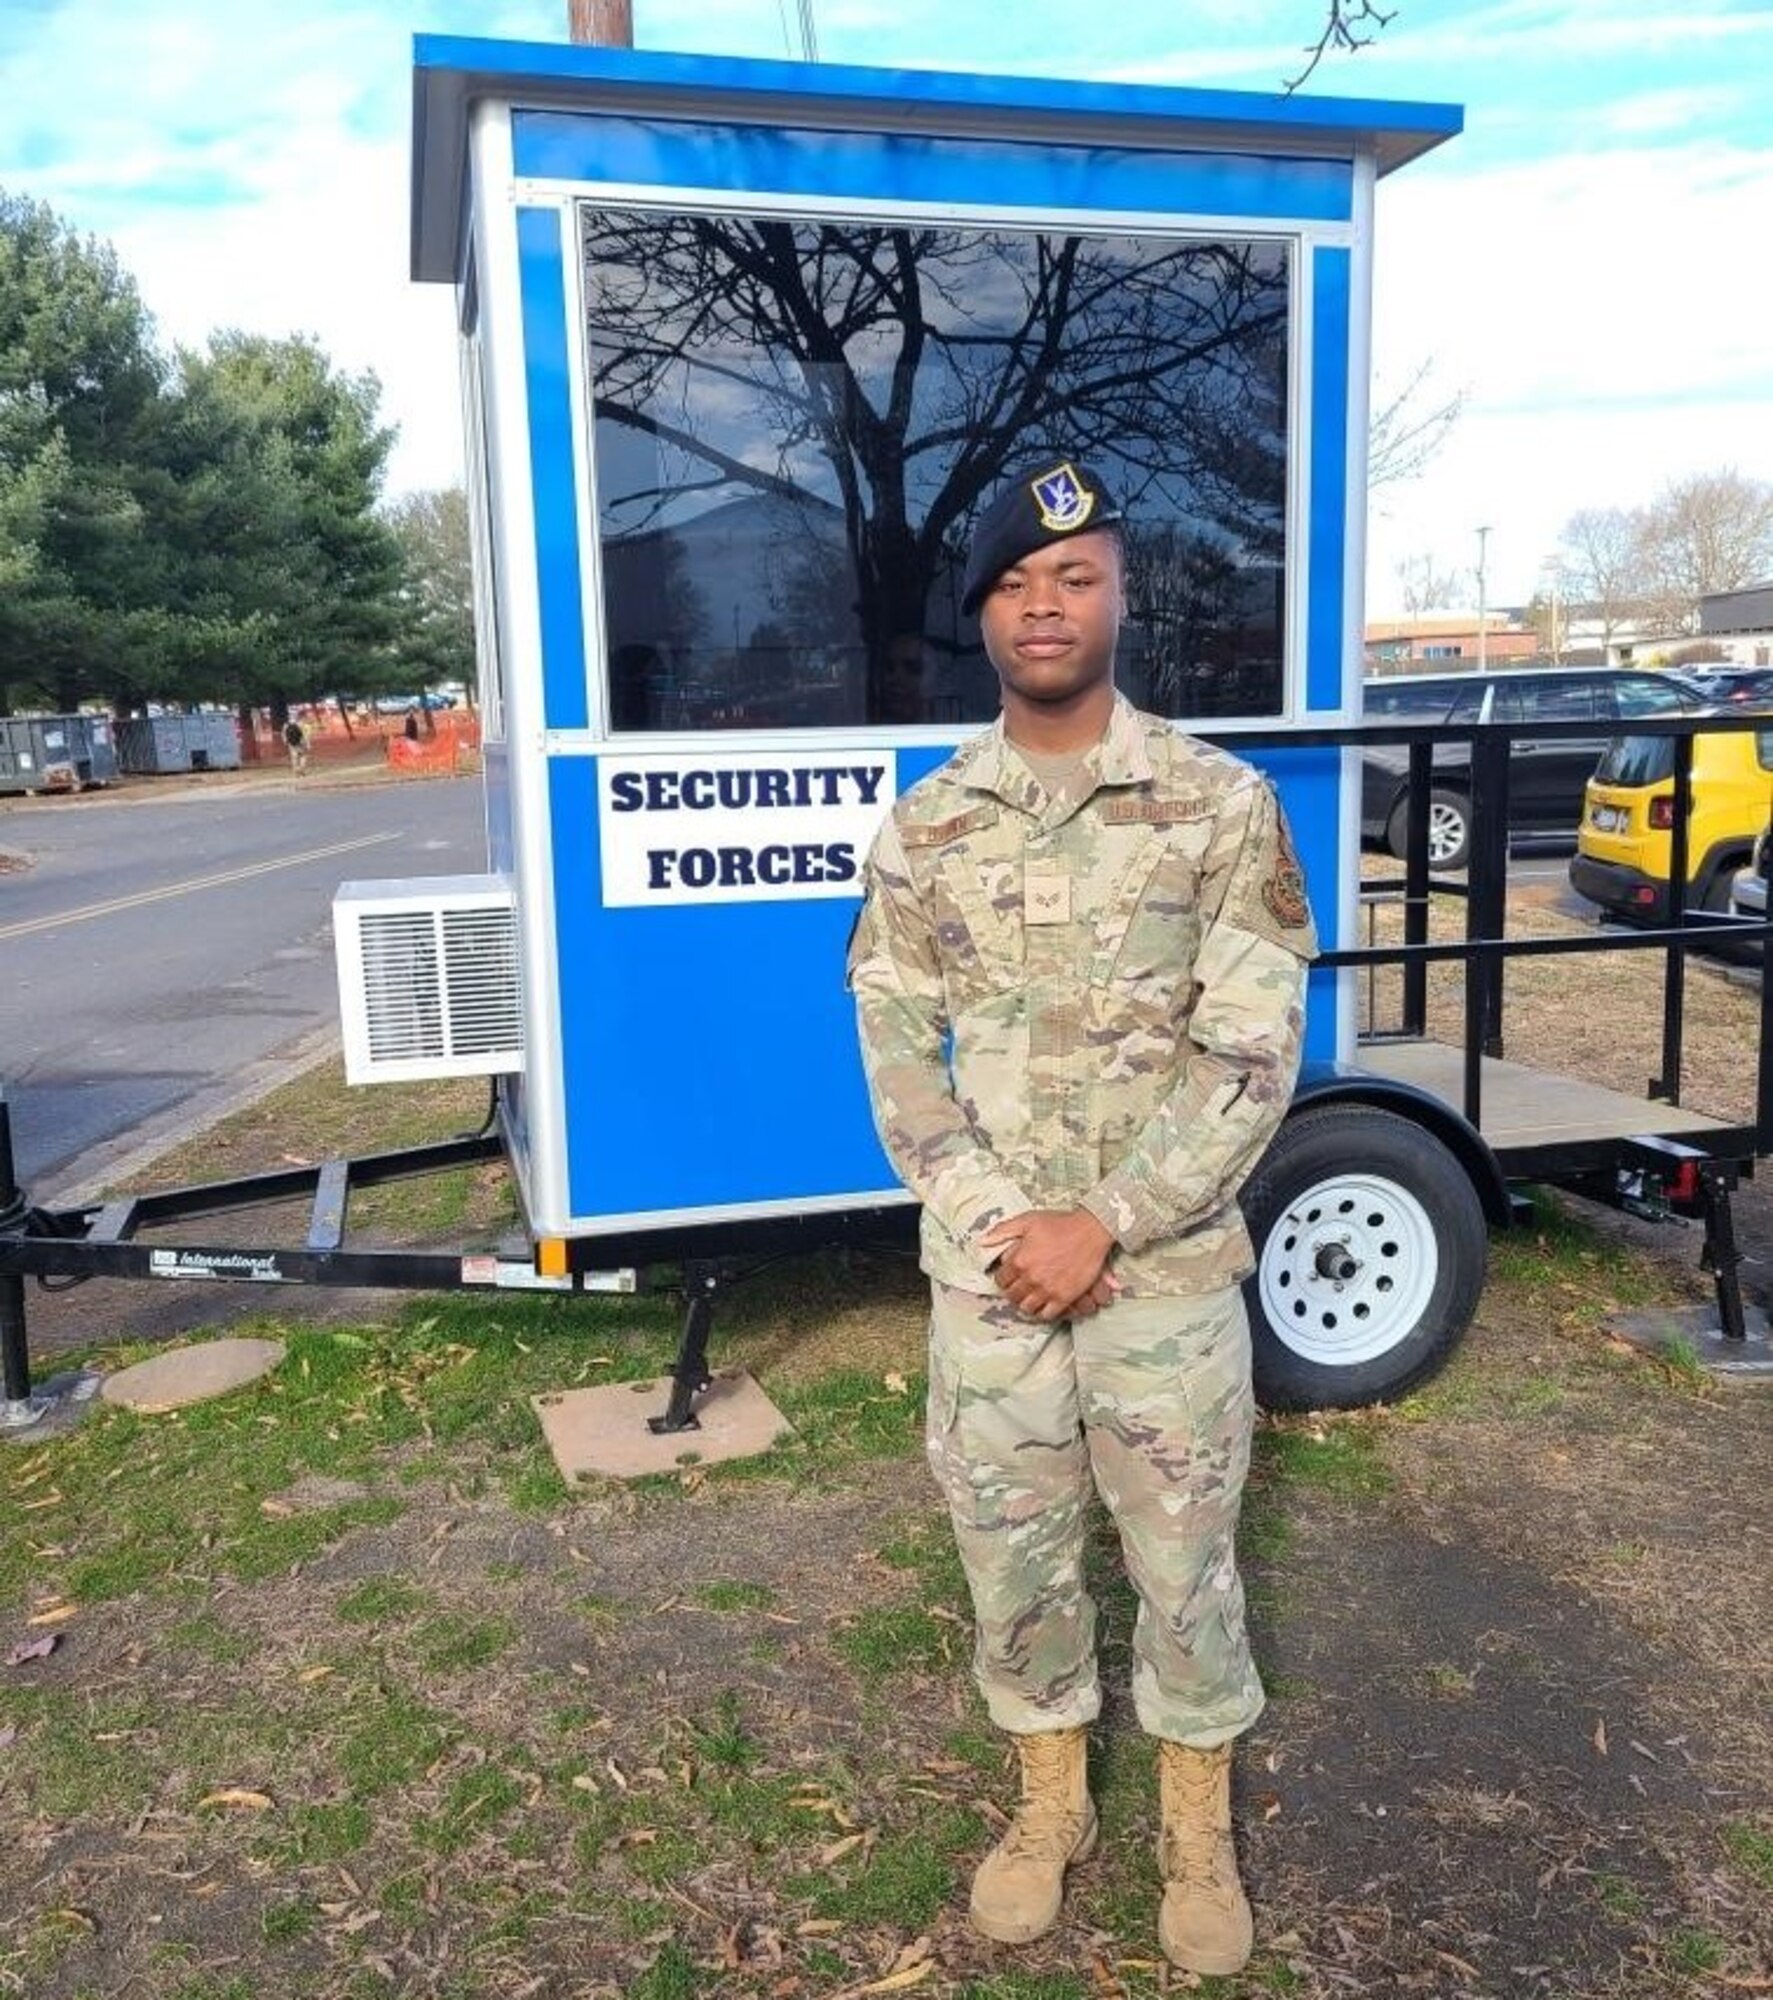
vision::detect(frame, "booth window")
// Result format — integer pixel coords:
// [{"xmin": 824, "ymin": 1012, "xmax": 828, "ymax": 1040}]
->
[
  {"xmin": 581, "ymin": 210, "xmax": 1289, "ymax": 731},
  {"xmin": 461, "ymin": 327, "xmax": 505, "ymax": 737}
]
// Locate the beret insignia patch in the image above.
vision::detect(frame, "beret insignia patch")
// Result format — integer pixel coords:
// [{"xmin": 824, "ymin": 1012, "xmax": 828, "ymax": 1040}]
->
[
  {"xmin": 1030, "ymin": 462, "xmax": 1096, "ymax": 534},
  {"xmin": 1262, "ymin": 820, "xmax": 1311, "ymax": 929}
]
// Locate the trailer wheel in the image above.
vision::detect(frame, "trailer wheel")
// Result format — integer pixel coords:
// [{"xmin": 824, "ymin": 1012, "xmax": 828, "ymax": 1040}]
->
[{"xmin": 1240, "ymin": 1105, "xmax": 1486, "ymax": 1411}]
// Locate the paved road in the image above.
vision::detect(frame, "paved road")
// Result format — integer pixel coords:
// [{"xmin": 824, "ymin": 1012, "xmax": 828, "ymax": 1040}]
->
[{"xmin": 0, "ymin": 776, "xmax": 486, "ymax": 1195}]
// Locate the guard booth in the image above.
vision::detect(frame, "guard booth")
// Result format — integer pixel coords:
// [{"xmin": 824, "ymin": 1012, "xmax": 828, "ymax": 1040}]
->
[{"xmin": 389, "ymin": 38, "xmax": 1480, "ymax": 1393}]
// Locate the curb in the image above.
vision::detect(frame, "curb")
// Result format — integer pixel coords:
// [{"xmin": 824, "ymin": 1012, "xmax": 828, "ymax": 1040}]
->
[{"xmin": 46, "ymin": 1023, "xmax": 345, "ymax": 1209}]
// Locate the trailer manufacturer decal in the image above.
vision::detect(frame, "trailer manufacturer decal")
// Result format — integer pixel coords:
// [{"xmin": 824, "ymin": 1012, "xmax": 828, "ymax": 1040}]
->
[
  {"xmin": 597, "ymin": 751, "xmax": 896, "ymax": 907},
  {"xmin": 147, "ymin": 1249, "xmax": 286, "ymax": 1283}
]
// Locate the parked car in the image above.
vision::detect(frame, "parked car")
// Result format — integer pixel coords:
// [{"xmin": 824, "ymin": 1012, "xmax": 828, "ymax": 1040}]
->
[
  {"xmin": 1729, "ymin": 822, "xmax": 1769, "ymax": 929},
  {"xmin": 1667, "ymin": 666, "xmax": 1773, "ymax": 709},
  {"xmin": 1361, "ymin": 667, "xmax": 1710, "ymax": 870},
  {"xmin": 1570, "ymin": 726, "xmax": 1773, "ymax": 923}
]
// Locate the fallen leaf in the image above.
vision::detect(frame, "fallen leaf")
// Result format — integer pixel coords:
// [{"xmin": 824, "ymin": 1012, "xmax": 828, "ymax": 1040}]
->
[
  {"xmin": 297, "ymin": 1665, "xmax": 334, "ymax": 1685},
  {"xmin": 4, "ymin": 1633, "xmax": 59, "ymax": 1667},
  {"xmin": 259, "ymin": 1499, "xmax": 296, "ymax": 1519},
  {"xmin": 796, "ymin": 1919, "xmax": 844, "ymax": 1936},
  {"xmin": 882, "ymin": 1372, "xmax": 909, "ymax": 1395},
  {"xmin": 26, "ymin": 1603, "xmax": 75, "ymax": 1627},
  {"xmin": 851, "ymin": 1964, "xmax": 934, "ymax": 1995},
  {"xmin": 1593, "ymin": 1717, "xmax": 1609, "ymax": 1757},
  {"xmin": 571, "ymin": 1773, "xmax": 599, "ymax": 1795},
  {"xmin": 818, "ymin": 1831, "xmax": 869, "ymax": 1864},
  {"xmin": 0, "ymin": 1725, "xmax": 16, "ymax": 1751},
  {"xmin": 198, "ymin": 1788, "xmax": 273, "ymax": 1811}
]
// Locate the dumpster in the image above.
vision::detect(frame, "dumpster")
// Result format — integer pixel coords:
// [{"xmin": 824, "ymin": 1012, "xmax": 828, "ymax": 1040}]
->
[
  {"xmin": 80, "ymin": 713, "xmax": 118, "ymax": 786},
  {"xmin": 116, "ymin": 712, "xmax": 243, "ymax": 774},
  {"xmin": 0, "ymin": 714, "xmax": 97, "ymax": 794}
]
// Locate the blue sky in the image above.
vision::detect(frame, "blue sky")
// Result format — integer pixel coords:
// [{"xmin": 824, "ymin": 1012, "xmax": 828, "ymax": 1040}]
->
[{"xmin": 2, "ymin": 0, "xmax": 1769, "ymax": 613}]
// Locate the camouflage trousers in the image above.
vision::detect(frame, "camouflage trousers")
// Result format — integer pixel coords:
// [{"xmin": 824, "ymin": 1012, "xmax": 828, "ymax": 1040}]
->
[{"xmin": 926, "ymin": 1281, "xmax": 1264, "ymax": 1747}]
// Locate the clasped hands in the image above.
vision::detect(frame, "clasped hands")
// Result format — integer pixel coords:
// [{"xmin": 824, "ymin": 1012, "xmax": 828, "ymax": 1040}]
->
[{"xmin": 980, "ymin": 1208, "xmax": 1121, "ymax": 1322}]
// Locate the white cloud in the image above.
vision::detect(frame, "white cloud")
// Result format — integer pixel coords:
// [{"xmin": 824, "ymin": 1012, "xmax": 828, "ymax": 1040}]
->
[{"xmin": 1364, "ymin": 132, "xmax": 1773, "ymax": 610}]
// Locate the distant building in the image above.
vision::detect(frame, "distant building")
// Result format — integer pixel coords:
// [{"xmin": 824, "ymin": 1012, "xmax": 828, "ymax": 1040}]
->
[
  {"xmin": 1364, "ymin": 613, "xmax": 1537, "ymax": 673},
  {"xmin": 1611, "ymin": 581, "xmax": 1773, "ymax": 670}
]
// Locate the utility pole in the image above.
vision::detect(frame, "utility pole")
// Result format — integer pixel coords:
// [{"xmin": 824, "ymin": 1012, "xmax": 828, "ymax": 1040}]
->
[
  {"xmin": 1475, "ymin": 524, "xmax": 1491, "ymax": 674},
  {"xmin": 1545, "ymin": 556, "xmax": 1563, "ymax": 664},
  {"xmin": 568, "ymin": 1, "xmax": 633, "ymax": 46}
]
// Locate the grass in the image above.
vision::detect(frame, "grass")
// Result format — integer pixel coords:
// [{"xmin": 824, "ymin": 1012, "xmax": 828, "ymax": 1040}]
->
[
  {"xmin": 5, "ymin": 1057, "xmax": 1764, "ymax": 2000},
  {"xmin": 1720, "ymin": 1821, "xmax": 1773, "ymax": 1888}
]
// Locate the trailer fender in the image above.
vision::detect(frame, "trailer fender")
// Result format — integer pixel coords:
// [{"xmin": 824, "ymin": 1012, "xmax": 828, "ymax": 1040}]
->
[{"xmin": 1287, "ymin": 1062, "xmax": 1514, "ymax": 1227}]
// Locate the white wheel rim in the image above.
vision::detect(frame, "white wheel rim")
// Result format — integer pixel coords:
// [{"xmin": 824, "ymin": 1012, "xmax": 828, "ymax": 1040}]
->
[
  {"xmin": 1258, "ymin": 1172, "xmax": 1440, "ymax": 1366},
  {"xmin": 1427, "ymin": 801, "xmax": 1466, "ymax": 864}
]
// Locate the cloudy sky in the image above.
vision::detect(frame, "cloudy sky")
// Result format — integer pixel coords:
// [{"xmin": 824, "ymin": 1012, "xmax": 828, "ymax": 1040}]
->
[{"xmin": 3, "ymin": 0, "xmax": 1769, "ymax": 614}]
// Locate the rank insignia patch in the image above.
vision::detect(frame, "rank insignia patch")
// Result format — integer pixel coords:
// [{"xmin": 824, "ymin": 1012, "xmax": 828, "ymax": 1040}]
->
[{"xmin": 1030, "ymin": 462, "xmax": 1097, "ymax": 534}]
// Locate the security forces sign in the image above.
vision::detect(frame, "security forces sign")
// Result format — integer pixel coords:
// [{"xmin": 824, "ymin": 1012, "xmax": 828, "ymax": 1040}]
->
[{"xmin": 598, "ymin": 751, "xmax": 896, "ymax": 907}]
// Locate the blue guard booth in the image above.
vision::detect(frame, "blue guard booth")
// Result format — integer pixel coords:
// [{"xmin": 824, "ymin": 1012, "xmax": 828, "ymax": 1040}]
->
[{"xmin": 391, "ymin": 36, "xmax": 1474, "ymax": 1410}]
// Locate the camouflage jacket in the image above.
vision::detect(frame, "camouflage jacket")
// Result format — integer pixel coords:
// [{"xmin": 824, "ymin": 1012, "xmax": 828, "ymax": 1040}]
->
[{"xmin": 847, "ymin": 694, "xmax": 1317, "ymax": 1296}]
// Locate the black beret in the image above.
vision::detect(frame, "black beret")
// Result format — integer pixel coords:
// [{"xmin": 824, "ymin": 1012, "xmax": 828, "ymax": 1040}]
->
[{"xmin": 960, "ymin": 461, "xmax": 1124, "ymax": 616}]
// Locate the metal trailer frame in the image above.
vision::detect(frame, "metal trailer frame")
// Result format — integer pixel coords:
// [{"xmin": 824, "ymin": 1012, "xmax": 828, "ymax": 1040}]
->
[{"xmin": 7, "ymin": 706, "xmax": 1772, "ymax": 1434}]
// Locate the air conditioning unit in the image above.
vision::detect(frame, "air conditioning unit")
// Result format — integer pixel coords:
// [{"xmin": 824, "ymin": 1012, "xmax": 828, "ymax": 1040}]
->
[{"xmin": 333, "ymin": 877, "xmax": 523, "ymax": 1084}]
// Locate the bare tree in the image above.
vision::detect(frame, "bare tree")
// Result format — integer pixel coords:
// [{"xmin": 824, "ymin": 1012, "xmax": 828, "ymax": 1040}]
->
[
  {"xmin": 1634, "ymin": 468, "xmax": 1773, "ymax": 635},
  {"xmin": 1369, "ymin": 358, "xmax": 1465, "ymax": 491},
  {"xmin": 1286, "ymin": 0, "xmax": 1397, "ymax": 91},
  {"xmin": 1392, "ymin": 551, "xmax": 1461, "ymax": 617},
  {"xmin": 1560, "ymin": 505, "xmax": 1644, "ymax": 659},
  {"xmin": 582, "ymin": 214, "xmax": 1288, "ymax": 712}
]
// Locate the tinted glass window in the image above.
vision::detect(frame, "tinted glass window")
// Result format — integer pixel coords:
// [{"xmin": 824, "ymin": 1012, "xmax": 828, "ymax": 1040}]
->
[
  {"xmin": 582, "ymin": 212, "xmax": 1290, "ymax": 731},
  {"xmin": 1442, "ymin": 680, "xmax": 1517, "ymax": 724},
  {"xmin": 1758, "ymin": 729, "xmax": 1773, "ymax": 771},
  {"xmin": 1596, "ymin": 735, "xmax": 1675, "ymax": 786},
  {"xmin": 1615, "ymin": 676, "xmax": 1690, "ymax": 718},
  {"xmin": 1363, "ymin": 680, "xmax": 1455, "ymax": 718},
  {"xmin": 1515, "ymin": 678, "xmax": 1600, "ymax": 722}
]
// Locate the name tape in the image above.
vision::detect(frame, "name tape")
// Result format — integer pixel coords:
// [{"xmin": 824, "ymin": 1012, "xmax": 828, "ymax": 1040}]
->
[{"xmin": 597, "ymin": 752, "xmax": 897, "ymax": 907}]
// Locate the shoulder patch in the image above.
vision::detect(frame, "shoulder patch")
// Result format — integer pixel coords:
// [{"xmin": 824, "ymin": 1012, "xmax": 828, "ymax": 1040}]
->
[
  {"xmin": 899, "ymin": 804, "xmax": 999, "ymax": 849},
  {"xmin": 1261, "ymin": 815, "xmax": 1312, "ymax": 929},
  {"xmin": 1100, "ymin": 797, "xmax": 1215, "ymax": 826}
]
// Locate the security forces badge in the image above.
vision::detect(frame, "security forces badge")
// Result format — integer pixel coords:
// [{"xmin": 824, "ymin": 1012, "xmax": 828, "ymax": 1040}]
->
[
  {"xmin": 1031, "ymin": 461, "xmax": 1097, "ymax": 534},
  {"xmin": 959, "ymin": 459, "xmax": 1125, "ymax": 614}
]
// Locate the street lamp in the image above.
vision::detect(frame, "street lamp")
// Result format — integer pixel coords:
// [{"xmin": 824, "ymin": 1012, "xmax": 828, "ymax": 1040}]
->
[
  {"xmin": 1475, "ymin": 525, "xmax": 1492, "ymax": 674},
  {"xmin": 1542, "ymin": 556, "xmax": 1564, "ymax": 665}
]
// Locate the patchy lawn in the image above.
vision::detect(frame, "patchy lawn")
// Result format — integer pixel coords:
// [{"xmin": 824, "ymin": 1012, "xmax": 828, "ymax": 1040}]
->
[{"xmin": 3, "ymin": 1206, "xmax": 1769, "ymax": 2000}]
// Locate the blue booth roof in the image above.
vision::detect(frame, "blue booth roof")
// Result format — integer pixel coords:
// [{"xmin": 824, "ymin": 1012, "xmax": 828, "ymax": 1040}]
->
[{"xmin": 410, "ymin": 35, "xmax": 1461, "ymax": 283}]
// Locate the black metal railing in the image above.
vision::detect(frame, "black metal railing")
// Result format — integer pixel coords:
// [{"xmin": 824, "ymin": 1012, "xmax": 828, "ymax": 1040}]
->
[{"xmin": 1213, "ymin": 709, "xmax": 1773, "ymax": 1153}]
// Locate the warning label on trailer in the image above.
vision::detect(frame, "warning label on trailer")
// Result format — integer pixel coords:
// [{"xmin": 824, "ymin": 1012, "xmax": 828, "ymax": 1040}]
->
[{"xmin": 597, "ymin": 751, "xmax": 897, "ymax": 907}]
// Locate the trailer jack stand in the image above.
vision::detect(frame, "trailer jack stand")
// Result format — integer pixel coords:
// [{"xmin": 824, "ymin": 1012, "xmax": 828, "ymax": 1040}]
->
[
  {"xmin": 648, "ymin": 1262, "xmax": 723, "ymax": 1435},
  {"xmin": 1696, "ymin": 1161, "xmax": 1755, "ymax": 1345}
]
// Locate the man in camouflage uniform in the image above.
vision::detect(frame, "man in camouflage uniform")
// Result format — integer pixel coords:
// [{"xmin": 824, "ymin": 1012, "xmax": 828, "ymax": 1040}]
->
[{"xmin": 847, "ymin": 461, "xmax": 1315, "ymax": 1974}]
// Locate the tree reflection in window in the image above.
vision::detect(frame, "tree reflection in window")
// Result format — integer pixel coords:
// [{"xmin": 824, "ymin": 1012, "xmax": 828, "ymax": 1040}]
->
[{"xmin": 583, "ymin": 212, "xmax": 1288, "ymax": 731}]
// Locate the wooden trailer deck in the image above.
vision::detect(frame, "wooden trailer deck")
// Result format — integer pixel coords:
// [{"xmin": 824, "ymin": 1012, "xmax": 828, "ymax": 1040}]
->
[{"xmin": 1359, "ymin": 1041, "xmax": 1736, "ymax": 1157}]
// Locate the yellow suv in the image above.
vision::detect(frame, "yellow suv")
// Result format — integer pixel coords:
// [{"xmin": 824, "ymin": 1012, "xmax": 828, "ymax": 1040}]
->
[{"xmin": 1571, "ymin": 725, "xmax": 1773, "ymax": 921}]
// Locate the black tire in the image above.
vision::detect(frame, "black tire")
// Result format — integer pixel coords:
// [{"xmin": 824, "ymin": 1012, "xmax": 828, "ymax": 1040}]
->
[
  {"xmin": 1386, "ymin": 786, "xmax": 1471, "ymax": 871},
  {"xmin": 1240, "ymin": 1104, "xmax": 1488, "ymax": 1411}
]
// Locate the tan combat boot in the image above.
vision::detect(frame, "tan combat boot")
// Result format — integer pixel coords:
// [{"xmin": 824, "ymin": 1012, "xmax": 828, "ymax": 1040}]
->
[
  {"xmin": 1156, "ymin": 1740, "xmax": 1254, "ymax": 1975},
  {"xmin": 969, "ymin": 1726, "xmax": 1098, "ymax": 1944}
]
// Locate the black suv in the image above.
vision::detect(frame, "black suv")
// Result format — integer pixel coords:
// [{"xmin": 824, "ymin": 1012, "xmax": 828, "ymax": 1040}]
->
[{"xmin": 1361, "ymin": 667, "xmax": 1711, "ymax": 870}]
